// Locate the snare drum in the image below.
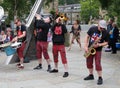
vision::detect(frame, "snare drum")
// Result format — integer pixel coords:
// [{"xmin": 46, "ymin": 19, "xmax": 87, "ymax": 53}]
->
[{"xmin": 11, "ymin": 42, "xmax": 22, "ymax": 49}]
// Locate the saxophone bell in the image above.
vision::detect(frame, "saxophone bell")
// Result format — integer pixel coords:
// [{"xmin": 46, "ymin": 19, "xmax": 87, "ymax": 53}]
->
[{"xmin": 84, "ymin": 47, "xmax": 96, "ymax": 58}]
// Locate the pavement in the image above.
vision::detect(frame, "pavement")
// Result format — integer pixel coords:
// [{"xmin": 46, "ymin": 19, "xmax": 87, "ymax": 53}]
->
[{"xmin": 0, "ymin": 31, "xmax": 120, "ymax": 88}]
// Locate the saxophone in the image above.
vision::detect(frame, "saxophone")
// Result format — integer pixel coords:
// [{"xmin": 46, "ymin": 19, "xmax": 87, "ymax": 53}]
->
[
  {"xmin": 84, "ymin": 41, "xmax": 97, "ymax": 58},
  {"xmin": 84, "ymin": 36, "xmax": 101, "ymax": 58}
]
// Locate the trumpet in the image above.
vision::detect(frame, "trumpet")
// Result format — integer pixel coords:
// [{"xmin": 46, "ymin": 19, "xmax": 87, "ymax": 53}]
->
[{"xmin": 60, "ymin": 15, "xmax": 65, "ymax": 20}]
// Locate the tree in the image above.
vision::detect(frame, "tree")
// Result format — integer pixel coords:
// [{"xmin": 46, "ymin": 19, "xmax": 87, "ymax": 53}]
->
[
  {"xmin": 59, "ymin": 0, "xmax": 80, "ymax": 5},
  {"xmin": 80, "ymin": 0, "xmax": 100, "ymax": 24},
  {"xmin": 99, "ymin": 0, "xmax": 120, "ymax": 27},
  {"xmin": 0, "ymin": 0, "xmax": 35, "ymax": 23}
]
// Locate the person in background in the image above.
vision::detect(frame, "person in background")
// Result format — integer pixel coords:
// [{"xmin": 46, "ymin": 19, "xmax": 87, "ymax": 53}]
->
[
  {"xmin": 12, "ymin": 18, "xmax": 27, "ymax": 69},
  {"xmin": 4, "ymin": 31, "xmax": 13, "ymax": 43},
  {"xmin": 6, "ymin": 27, "xmax": 14, "ymax": 37},
  {"xmin": 0, "ymin": 31, "xmax": 6, "ymax": 51},
  {"xmin": 109, "ymin": 22, "xmax": 119, "ymax": 54},
  {"xmin": 33, "ymin": 14, "xmax": 52, "ymax": 72},
  {"xmin": 84, "ymin": 20, "xmax": 109, "ymax": 85},
  {"xmin": 107, "ymin": 18, "xmax": 114, "ymax": 49},
  {"xmin": 50, "ymin": 17, "xmax": 69, "ymax": 78},
  {"xmin": 0, "ymin": 30, "xmax": 6, "ymax": 44},
  {"xmin": 68, "ymin": 20, "xmax": 82, "ymax": 51}
]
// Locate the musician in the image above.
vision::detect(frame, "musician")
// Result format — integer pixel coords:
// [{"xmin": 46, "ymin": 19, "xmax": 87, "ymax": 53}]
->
[
  {"xmin": 50, "ymin": 17, "xmax": 69, "ymax": 78},
  {"xmin": 84, "ymin": 20, "xmax": 109, "ymax": 85},
  {"xmin": 12, "ymin": 18, "xmax": 26, "ymax": 69},
  {"xmin": 68, "ymin": 20, "xmax": 81, "ymax": 51},
  {"xmin": 33, "ymin": 14, "xmax": 52, "ymax": 72}
]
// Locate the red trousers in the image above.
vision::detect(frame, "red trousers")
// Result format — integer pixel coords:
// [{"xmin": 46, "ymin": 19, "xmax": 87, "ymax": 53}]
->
[
  {"xmin": 36, "ymin": 41, "xmax": 49, "ymax": 59},
  {"xmin": 86, "ymin": 51, "xmax": 102, "ymax": 71},
  {"xmin": 17, "ymin": 42, "xmax": 26, "ymax": 58},
  {"xmin": 52, "ymin": 45, "xmax": 67, "ymax": 64}
]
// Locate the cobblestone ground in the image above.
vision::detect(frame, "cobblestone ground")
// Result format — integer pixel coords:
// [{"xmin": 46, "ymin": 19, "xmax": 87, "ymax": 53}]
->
[{"xmin": 0, "ymin": 31, "xmax": 120, "ymax": 88}]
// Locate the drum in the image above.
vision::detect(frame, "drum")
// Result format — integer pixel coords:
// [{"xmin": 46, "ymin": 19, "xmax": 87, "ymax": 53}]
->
[
  {"xmin": 4, "ymin": 46, "xmax": 16, "ymax": 56},
  {"xmin": 11, "ymin": 42, "xmax": 22, "ymax": 49}
]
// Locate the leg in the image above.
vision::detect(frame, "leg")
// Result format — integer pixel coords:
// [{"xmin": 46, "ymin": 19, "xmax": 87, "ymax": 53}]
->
[
  {"xmin": 76, "ymin": 38, "xmax": 82, "ymax": 49},
  {"xmin": 34, "ymin": 41, "xmax": 42, "ymax": 69},
  {"xmin": 84, "ymin": 55, "xmax": 94, "ymax": 80},
  {"xmin": 59, "ymin": 45, "xmax": 69, "ymax": 77},
  {"xmin": 17, "ymin": 42, "xmax": 26, "ymax": 69},
  {"xmin": 53, "ymin": 45, "xmax": 59, "ymax": 69},
  {"xmin": 68, "ymin": 35, "xmax": 75, "ymax": 51},
  {"xmin": 111, "ymin": 39, "xmax": 117, "ymax": 54},
  {"xmin": 95, "ymin": 51, "xmax": 102, "ymax": 76},
  {"xmin": 95, "ymin": 51, "xmax": 103, "ymax": 85},
  {"xmin": 50, "ymin": 45, "xmax": 59, "ymax": 73},
  {"xmin": 42, "ymin": 42, "xmax": 51, "ymax": 71}
]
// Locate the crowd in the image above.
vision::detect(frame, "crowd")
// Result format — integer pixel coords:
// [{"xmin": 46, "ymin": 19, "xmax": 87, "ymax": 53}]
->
[{"xmin": 0, "ymin": 27, "xmax": 14, "ymax": 50}]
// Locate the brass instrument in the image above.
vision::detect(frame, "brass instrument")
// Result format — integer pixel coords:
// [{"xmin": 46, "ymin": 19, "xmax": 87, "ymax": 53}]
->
[
  {"xmin": 84, "ymin": 42, "xmax": 96, "ymax": 58},
  {"xmin": 84, "ymin": 38, "xmax": 100, "ymax": 58}
]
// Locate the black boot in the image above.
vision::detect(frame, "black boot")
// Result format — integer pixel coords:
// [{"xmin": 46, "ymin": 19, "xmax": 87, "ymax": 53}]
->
[
  {"xmin": 33, "ymin": 64, "xmax": 42, "ymax": 70},
  {"xmin": 97, "ymin": 77, "xmax": 103, "ymax": 85},
  {"xmin": 47, "ymin": 65, "xmax": 51, "ymax": 72},
  {"xmin": 63, "ymin": 72, "xmax": 69, "ymax": 78},
  {"xmin": 84, "ymin": 74, "xmax": 94, "ymax": 80},
  {"xmin": 50, "ymin": 69, "xmax": 58, "ymax": 73}
]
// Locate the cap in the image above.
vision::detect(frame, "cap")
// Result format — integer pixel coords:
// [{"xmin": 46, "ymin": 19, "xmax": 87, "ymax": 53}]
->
[{"xmin": 99, "ymin": 20, "xmax": 107, "ymax": 29}]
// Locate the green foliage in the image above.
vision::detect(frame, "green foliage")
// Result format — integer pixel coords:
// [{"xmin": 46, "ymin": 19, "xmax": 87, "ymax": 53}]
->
[
  {"xmin": 99, "ymin": 0, "xmax": 112, "ymax": 9},
  {"xmin": 0, "ymin": 0, "xmax": 35, "ymax": 23},
  {"xmin": 99, "ymin": 0, "xmax": 120, "ymax": 27},
  {"xmin": 80, "ymin": 0, "xmax": 100, "ymax": 24},
  {"xmin": 59, "ymin": 0, "xmax": 80, "ymax": 5}
]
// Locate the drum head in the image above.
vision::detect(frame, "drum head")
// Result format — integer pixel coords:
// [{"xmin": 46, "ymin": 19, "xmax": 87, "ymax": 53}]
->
[{"xmin": 0, "ymin": 6, "xmax": 4, "ymax": 20}]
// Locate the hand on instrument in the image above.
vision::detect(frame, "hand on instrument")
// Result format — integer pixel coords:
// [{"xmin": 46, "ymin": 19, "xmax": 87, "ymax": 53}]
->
[
  {"xmin": 35, "ymin": 13, "xmax": 41, "ymax": 20},
  {"xmin": 12, "ymin": 36, "xmax": 18, "ymax": 42},
  {"xmin": 84, "ymin": 46, "xmax": 89, "ymax": 53}
]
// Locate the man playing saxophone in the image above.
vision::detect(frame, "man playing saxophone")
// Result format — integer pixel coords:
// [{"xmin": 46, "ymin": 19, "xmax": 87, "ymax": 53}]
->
[{"xmin": 84, "ymin": 20, "xmax": 109, "ymax": 85}]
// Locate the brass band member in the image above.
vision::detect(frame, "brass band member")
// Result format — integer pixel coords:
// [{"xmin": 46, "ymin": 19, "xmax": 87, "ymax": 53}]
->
[
  {"xmin": 50, "ymin": 17, "xmax": 69, "ymax": 77},
  {"xmin": 33, "ymin": 14, "xmax": 51, "ymax": 72},
  {"xmin": 84, "ymin": 20, "xmax": 109, "ymax": 85},
  {"xmin": 12, "ymin": 18, "xmax": 27, "ymax": 69}
]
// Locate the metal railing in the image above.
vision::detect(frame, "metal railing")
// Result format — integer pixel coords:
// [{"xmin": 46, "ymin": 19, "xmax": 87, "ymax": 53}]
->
[{"xmin": 25, "ymin": 0, "xmax": 44, "ymax": 28}]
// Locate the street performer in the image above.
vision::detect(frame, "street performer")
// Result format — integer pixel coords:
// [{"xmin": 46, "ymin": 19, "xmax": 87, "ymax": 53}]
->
[
  {"xmin": 84, "ymin": 20, "xmax": 109, "ymax": 85},
  {"xmin": 12, "ymin": 18, "xmax": 27, "ymax": 69}
]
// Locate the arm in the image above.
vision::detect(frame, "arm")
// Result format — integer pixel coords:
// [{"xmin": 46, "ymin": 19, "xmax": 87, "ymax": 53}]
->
[
  {"xmin": 98, "ymin": 42, "xmax": 108, "ymax": 47},
  {"xmin": 17, "ymin": 31, "xmax": 26, "ymax": 39}
]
